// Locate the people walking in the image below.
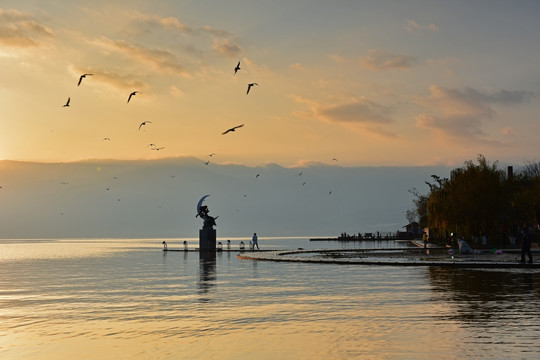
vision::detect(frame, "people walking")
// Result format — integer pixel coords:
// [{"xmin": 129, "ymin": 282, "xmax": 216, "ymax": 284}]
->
[{"xmin": 252, "ymin": 232, "xmax": 259, "ymax": 250}]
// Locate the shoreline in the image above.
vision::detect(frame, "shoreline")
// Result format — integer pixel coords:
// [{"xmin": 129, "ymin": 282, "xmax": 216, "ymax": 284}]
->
[{"xmin": 237, "ymin": 248, "xmax": 540, "ymax": 268}]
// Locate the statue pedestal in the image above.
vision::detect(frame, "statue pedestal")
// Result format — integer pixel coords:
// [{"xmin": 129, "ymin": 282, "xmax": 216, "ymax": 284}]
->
[{"xmin": 199, "ymin": 227, "xmax": 216, "ymax": 252}]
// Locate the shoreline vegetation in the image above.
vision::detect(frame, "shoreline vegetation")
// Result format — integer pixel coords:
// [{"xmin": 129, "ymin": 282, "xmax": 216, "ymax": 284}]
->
[{"xmin": 407, "ymin": 155, "xmax": 540, "ymax": 249}]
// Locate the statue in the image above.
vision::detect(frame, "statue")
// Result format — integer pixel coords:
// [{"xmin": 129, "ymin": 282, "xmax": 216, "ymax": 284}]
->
[
  {"xmin": 196, "ymin": 195, "xmax": 218, "ymax": 254},
  {"xmin": 196, "ymin": 195, "xmax": 217, "ymax": 229}
]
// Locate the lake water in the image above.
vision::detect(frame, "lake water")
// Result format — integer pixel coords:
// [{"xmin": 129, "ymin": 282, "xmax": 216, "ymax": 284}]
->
[{"xmin": 1, "ymin": 238, "xmax": 540, "ymax": 359}]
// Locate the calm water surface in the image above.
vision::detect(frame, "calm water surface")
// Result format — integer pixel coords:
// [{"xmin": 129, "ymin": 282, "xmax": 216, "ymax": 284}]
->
[{"xmin": 1, "ymin": 238, "xmax": 539, "ymax": 359}]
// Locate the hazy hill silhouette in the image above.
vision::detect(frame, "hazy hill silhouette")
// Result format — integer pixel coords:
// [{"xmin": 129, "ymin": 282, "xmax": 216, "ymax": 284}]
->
[{"xmin": 0, "ymin": 158, "xmax": 451, "ymax": 239}]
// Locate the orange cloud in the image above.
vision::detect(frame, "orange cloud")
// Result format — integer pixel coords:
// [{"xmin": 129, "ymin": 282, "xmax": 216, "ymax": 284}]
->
[
  {"xmin": 0, "ymin": 8, "xmax": 53, "ymax": 47},
  {"xmin": 415, "ymin": 85, "xmax": 533, "ymax": 144},
  {"xmin": 92, "ymin": 37, "xmax": 191, "ymax": 77},
  {"xmin": 360, "ymin": 49, "xmax": 416, "ymax": 71},
  {"xmin": 291, "ymin": 94, "xmax": 398, "ymax": 138}
]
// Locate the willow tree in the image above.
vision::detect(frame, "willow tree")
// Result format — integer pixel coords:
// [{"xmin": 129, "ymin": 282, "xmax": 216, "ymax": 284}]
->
[
  {"xmin": 425, "ymin": 155, "xmax": 507, "ymax": 243},
  {"xmin": 512, "ymin": 161, "xmax": 540, "ymax": 227}
]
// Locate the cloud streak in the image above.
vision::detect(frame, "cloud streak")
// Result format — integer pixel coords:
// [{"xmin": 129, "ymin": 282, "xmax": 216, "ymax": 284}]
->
[
  {"xmin": 292, "ymin": 95, "xmax": 398, "ymax": 138},
  {"xmin": 0, "ymin": 8, "xmax": 53, "ymax": 47},
  {"xmin": 129, "ymin": 12, "xmax": 241, "ymax": 57},
  {"xmin": 93, "ymin": 37, "xmax": 191, "ymax": 77},
  {"xmin": 415, "ymin": 85, "xmax": 534, "ymax": 143},
  {"xmin": 72, "ymin": 66, "xmax": 147, "ymax": 91},
  {"xmin": 360, "ymin": 49, "xmax": 416, "ymax": 71},
  {"xmin": 404, "ymin": 19, "xmax": 439, "ymax": 33}
]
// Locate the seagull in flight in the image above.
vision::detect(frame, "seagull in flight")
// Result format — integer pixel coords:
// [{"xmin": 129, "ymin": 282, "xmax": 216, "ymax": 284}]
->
[
  {"xmin": 103, "ymin": 137, "xmax": 111, "ymax": 141},
  {"xmin": 152, "ymin": 147, "xmax": 165, "ymax": 151},
  {"xmin": 78, "ymin": 74, "xmax": 93, "ymax": 86},
  {"xmin": 127, "ymin": 91, "xmax": 140, "ymax": 103},
  {"xmin": 222, "ymin": 124, "xmax": 244, "ymax": 135},
  {"xmin": 246, "ymin": 83, "xmax": 258, "ymax": 95},
  {"xmin": 234, "ymin": 61, "xmax": 241, "ymax": 75},
  {"xmin": 63, "ymin": 97, "xmax": 70, "ymax": 107},
  {"xmin": 138, "ymin": 121, "xmax": 152, "ymax": 131}
]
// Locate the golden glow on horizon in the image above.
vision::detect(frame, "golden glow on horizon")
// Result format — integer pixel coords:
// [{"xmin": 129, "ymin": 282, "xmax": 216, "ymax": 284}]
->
[{"xmin": 0, "ymin": 2, "xmax": 538, "ymax": 166}]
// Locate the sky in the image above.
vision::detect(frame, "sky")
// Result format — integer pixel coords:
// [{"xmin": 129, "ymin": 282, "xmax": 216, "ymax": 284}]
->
[{"xmin": 1, "ymin": 0, "xmax": 539, "ymax": 167}]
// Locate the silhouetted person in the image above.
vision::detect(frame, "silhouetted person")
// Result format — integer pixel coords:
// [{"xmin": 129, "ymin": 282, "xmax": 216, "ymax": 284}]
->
[
  {"xmin": 252, "ymin": 232, "xmax": 259, "ymax": 250},
  {"xmin": 521, "ymin": 227, "xmax": 533, "ymax": 264}
]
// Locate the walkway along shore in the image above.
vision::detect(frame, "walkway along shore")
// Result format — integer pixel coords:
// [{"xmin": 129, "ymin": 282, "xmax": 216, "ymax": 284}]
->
[{"xmin": 236, "ymin": 248, "xmax": 540, "ymax": 268}]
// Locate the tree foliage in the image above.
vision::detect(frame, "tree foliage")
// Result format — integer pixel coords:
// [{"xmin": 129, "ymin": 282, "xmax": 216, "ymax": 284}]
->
[{"xmin": 408, "ymin": 155, "xmax": 540, "ymax": 246}]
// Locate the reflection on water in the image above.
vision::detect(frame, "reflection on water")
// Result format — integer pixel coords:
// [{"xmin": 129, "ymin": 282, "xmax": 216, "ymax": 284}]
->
[
  {"xmin": 1, "ymin": 238, "xmax": 539, "ymax": 359},
  {"xmin": 198, "ymin": 252, "xmax": 216, "ymax": 302}
]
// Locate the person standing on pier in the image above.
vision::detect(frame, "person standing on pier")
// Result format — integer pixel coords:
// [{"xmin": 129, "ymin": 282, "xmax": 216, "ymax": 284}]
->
[
  {"xmin": 521, "ymin": 227, "xmax": 533, "ymax": 264},
  {"xmin": 252, "ymin": 233, "xmax": 260, "ymax": 250}
]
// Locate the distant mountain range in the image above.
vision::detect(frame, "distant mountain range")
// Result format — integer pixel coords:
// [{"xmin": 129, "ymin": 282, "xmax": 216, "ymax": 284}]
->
[{"xmin": 0, "ymin": 158, "xmax": 452, "ymax": 239}]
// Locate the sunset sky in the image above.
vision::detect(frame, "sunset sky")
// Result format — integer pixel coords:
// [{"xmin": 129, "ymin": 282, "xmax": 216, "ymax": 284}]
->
[{"xmin": 1, "ymin": 0, "xmax": 539, "ymax": 167}]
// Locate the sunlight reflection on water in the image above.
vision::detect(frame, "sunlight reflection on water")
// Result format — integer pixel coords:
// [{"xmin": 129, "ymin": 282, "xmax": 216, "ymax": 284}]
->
[{"xmin": 1, "ymin": 238, "xmax": 539, "ymax": 359}]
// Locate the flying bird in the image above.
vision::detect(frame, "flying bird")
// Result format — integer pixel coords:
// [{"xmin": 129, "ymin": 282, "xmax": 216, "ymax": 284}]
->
[
  {"xmin": 234, "ymin": 61, "xmax": 241, "ymax": 75},
  {"xmin": 77, "ymin": 73, "xmax": 92, "ymax": 86},
  {"xmin": 103, "ymin": 137, "xmax": 111, "ymax": 141},
  {"xmin": 127, "ymin": 91, "xmax": 139, "ymax": 103},
  {"xmin": 152, "ymin": 147, "xmax": 165, "ymax": 151},
  {"xmin": 204, "ymin": 160, "xmax": 210, "ymax": 165},
  {"xmin": 246, "ymin": 83, "xmax": 258, "ymax": 95},
  {"xmin": 63, "ymin": 97, "xmax": 70, "ymax": 107},
  {"xmin": 222, "ymin": 124, "xmax": 244, "ymax": 135},
  {"xmin": 138, "ymin": 121, "xmax": 152, "ymax": 131}
]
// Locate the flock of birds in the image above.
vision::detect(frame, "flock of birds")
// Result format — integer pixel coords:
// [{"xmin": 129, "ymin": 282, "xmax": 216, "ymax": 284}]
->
[
  {"xmin": 0, "ymin": 61, "xmax": 339, "ymax": 201},
  {"xmin": 61, "ymin": 62, "xmax": 263, "ymax": 159}
]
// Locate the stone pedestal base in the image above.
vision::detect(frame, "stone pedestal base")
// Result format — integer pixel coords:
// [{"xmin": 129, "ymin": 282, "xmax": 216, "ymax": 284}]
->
[{"xmin": 199, "ymin": 227, "xmax": 216, "ymax": 252}]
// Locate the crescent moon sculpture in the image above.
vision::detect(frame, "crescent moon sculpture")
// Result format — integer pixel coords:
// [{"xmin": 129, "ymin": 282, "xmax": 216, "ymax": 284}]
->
[
  {"xmin": 196, "ymin": 194, "xmax": 217, "ymax": 228},
  {"xmin": 197, "ymin": 194, "xmax": 210, "ymax": 215}
]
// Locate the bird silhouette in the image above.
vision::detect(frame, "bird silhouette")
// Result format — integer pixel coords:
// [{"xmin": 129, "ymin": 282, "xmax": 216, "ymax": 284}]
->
[
  {"xmin": 127, "ymin": 91, "xmax": 139, "ymax": 103},
  {"xmin": 234, "ymin": 61, "xmax": 241, "ymax": 75},
  {"xmin": 204, "ymin": 160, "xmax": 210, "ymax": 165},
  {"xmin": 138, "ymin": 121, "xmax": 152, "ymax": 130},
  {"xmin": 103, "ymin": 137, "xmax": 111, "ymax": 141},
  {"xmin": 63, "ymin": 97, "xmax": 70, "ymax": 107},
  {"xmin": 246, "ymin": 83, "xmax": 258, "ymax": 95},
  {"xmin": 152, "ymin": 147, "xmax": 165, "ymax": 151},
  {"xmin": 77, "ymin": 74, "xmax": 92, "ymax": 86},
  {"xmin": 222, "ymin": 124, "xmax": 244, "ymax": 135}
]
